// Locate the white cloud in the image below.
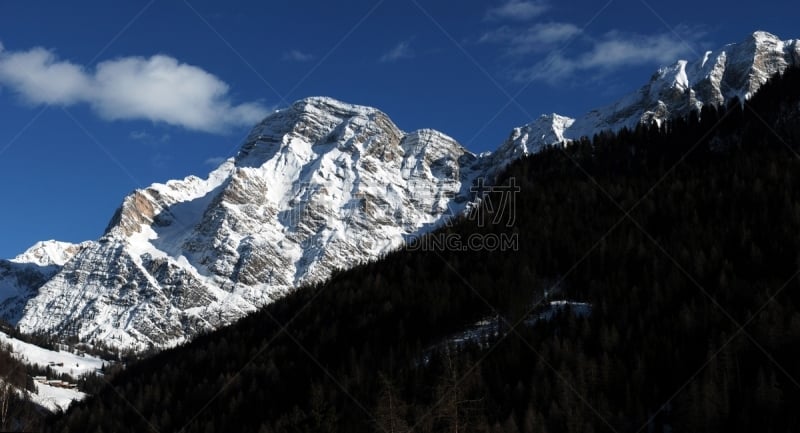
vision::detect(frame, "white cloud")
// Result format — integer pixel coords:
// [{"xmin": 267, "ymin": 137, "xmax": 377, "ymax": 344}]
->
[
  {"xmin": 284, "ymin": 50, "xmax": 313, "ymax": 62},
  {"xmin": 486, "ymin": 0, "xmax": 549, "ymax": 21},
  {"xmin": 0, "ymin": 47, "xmax": 91, "ymax": 105},
  {"xmin": 379, "ymin": 41, "xmax": 414, "ymax": 63},
  {"xmin": 480, "ymin": 22, "xmax": 581, "ymax": 54},
  {"xmin": 0, "ymin": 44, "xmax": 268, "ymax": 133},
  {"xmin": 579, "ymin": 32, "xmax": 691, "ymax": 69},
  {"xmin": 512, "ymin": 31, "xmax": 696, "ymax": 83}
]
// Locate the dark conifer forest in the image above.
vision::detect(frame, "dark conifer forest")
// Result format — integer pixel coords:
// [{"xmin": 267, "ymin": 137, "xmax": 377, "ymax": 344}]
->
[{"xmin": 47, "ymin": 68, "xmax": 800, "ymax": 432}]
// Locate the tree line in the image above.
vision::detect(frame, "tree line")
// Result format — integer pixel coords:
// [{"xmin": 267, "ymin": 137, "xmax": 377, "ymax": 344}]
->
[{"xmin": 43, "ymin": 67, "xmax": 800, "ymax": 433}]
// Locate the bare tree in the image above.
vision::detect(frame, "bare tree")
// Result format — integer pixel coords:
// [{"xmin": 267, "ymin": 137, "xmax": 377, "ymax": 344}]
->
[
  {"xmin": 434, "ymin": 350, "xmax": 486, "ymax": 433},
  {"xmin": 0, "ymin": 381, "xmax": 11, "ymax": 430},
  {"xmin": 374, "ymin": 373, "xmax": 409, "ymax": 433}
]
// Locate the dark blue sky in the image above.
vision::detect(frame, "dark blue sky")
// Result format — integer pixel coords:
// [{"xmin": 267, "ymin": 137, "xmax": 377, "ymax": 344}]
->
[{"xmin": 0, "ymin": 0, "xmax": 798, "ymax": 258}]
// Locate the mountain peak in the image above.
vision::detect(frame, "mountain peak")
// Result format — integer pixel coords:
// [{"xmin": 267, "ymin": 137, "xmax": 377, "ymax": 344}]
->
[
  {"xmin": 11, "ymin": 240, "xmax": 87, "ymax": 267},
  {"xmin": 291, "ymin": 96, "xmax": 380, "ymax": 116},
  {"xmin": 4, "ymin": 30, "xmax": 799, "ymax": 353},
  {"xmin": 4, "ymin": 92, "xmax": 486, "ymax": 350},
  {"xmin": 234, "ymin": 96, "xmax": 403, "ymax": 167},
  {"xmin": 750, "ymin": 30, "xmax": 781, "ymax": 44},
  {"xmin": 487, "ymin": 31, "xmax": 799, "ymax": 166}
]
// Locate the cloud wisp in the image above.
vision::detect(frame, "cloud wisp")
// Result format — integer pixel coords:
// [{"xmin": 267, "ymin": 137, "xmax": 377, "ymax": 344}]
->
[
  {"xmin": 486, "ymin": 0, "xmax": 549, "ymax": 21},
  {"xmin": 480, "ymin": 0, "xmax": 705, "ymax": 86},
  {"xmin": 512, "ymin": 31, "xmax": 696, "ymax": 83},
  {"xmin": 0, "ymin": 44, "xmax": 268, "ymax": 133},
  {"xmin": 480, "ymin": 22, "xmax": 582, "ymax": 55},
  {"xmin": 284, "ymin": 49, "xmax": 314, "ymax": 62},
  {"xmin": 379, "ymin": 41, "xmax": 415, "ymax": 63},
  {"xmin": 129, "ymin": 130, "xmax": 171, "ymax": 144}
]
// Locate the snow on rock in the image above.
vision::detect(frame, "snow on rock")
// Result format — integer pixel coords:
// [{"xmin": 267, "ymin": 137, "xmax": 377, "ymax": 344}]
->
[
  {"xmin": 1, "ymin": 31, "xmax": 797, "ymax": 354},
  {"xmin": 489, "ymin": 113, "xmax": 574, "ymax": 168},
  {"xmin": 501, "ymin": 31, "xmax": 800, "ymax": 157},
  {"xmin": 2, "ymin": 97, "xmax": 486, "ymax": 352},
  {"xmin": 11, "ymin": 240, "xmax": 88, "ymax": 268},
  {"xmin": 0, "ymin": 241, "xmax": 92, "ymax": 323}
]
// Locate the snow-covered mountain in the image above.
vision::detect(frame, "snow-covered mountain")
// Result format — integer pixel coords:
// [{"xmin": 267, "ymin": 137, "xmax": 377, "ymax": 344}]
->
[
  {"xmin": 0, "ymin": 241, "xmax": 91, "ymax": 323},
  {"xmin": 0, "ymin": 31, "xmax": 797, "ymax": 352},
  {"xmin": 494, "ymin": 30, "xmax": 800, "ymax": 157},
  {"xmin": 1, "ymin": 97, "xmax": 485, "ymax": 350}
]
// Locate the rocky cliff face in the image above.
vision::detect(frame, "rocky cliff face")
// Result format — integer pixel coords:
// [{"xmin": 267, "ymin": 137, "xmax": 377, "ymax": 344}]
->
[
  {"xmin": 2, "ymin": 98, "xmax": 485, "ymax": 350},
  {"xmin": 1, "ymin": 31, "xmax": 797, "ymax": 352},
  {"xmin": 0, "ymin": 241, "xmax": 91, "ymax": 323}
]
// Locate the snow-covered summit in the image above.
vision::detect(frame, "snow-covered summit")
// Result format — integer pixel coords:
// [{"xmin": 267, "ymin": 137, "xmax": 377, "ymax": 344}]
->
[
  {"xmin": 1, "ymin": 96, "xmax": 487, "ymax": 351},
  {"xmin": 1, "ymin": 31, "xmax": 797, "ymax": 352},
  {"xmin": 502, "ymin": 31, "xmax": 800, "ymax": 157},
  {"xmin": 490, "ymin": 113, "xmax": 574, "ymax": 167},
  {"xmin": 11, "ymin": 240, "xmax": 87, "ymax": 268}
]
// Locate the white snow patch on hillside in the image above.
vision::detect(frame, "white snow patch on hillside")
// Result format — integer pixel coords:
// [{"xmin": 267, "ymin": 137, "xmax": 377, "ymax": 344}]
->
[
  {"xmin": 536, "ymin": 300, "xmax": 592, "ymax": 321},
  {"xmin": 29, "ymin": 381, "xmax": 86, "ymax": 412},
  {"xmin": 0, "ymin": 331, "xmax": 106, "ymax": 379},
  {"xmin": 441, "ymin": 301, "xmax": 593, "ymax": 349}
]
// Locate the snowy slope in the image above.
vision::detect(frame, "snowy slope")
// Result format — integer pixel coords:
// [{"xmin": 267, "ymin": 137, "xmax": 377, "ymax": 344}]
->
[
  {"xmin": 0, "ymin": 331, "xmax": 105, "ymax": 378},
  {"xmin": 422, "ymin": 300, "xmax": 593, "ymax": 363},
  {"xmin": 0, "ymin": 30, "xmax": 796, "ymax": 353},
  {"xmin": 2, "ymin": 377, "xmax": 86, "ymax": 414},
  {"xmin": 0, "ymin": 329, "xmax": 100, "ymax": 413},
  {"xmin": 29, "ymin": 382, "xmax": 87, "ymax": 413}
]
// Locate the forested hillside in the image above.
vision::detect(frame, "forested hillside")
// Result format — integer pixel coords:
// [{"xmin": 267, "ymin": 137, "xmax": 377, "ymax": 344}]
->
[{"xmin": 48, "ymin": 68, "xmax": 800, "ymax": 433}]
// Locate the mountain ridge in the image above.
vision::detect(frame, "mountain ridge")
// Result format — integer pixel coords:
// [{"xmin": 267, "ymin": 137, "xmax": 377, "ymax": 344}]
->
[
  {"xmin": 2, "ymin": 96, "xmax": 488, "ymax": 350},
  {"xmin": 496, "ymin": 30, "xmax": 800, "ymax": 158},
  {"xmin": 1, "ymin": 30, "xmax": 798, "ymax": 352},
  {"xmin": 44, "ymin": 64, "xmax": 800, "ymax": 432}
]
